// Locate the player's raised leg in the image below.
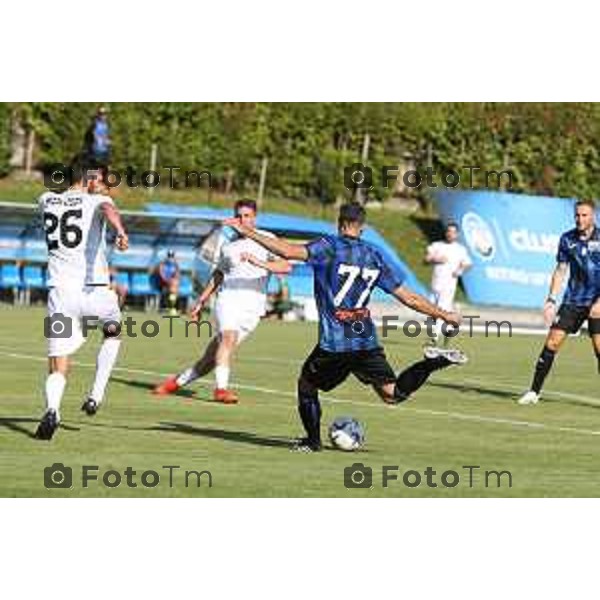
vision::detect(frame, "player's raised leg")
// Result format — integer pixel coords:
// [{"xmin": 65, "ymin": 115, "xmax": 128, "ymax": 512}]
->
[
  {"xmin": 82, "ymin": 288, "xmax": 123, "ymax": 415},
  {"xmin": 153, "ymin": 335, "xmax": 219, "ymax": 396},
  {"xmin": 83, "ymin": 336, "xmax": 122, "ymax": 415},
  {"xmin": 374, "ymin": 355, "xmax": 459, "ymax": 404}
]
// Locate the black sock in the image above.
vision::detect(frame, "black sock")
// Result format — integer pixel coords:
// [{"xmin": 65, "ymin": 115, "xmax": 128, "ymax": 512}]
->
[
  {"xmin": 394, "ymin": 356, "xmax": 452, "ymax": 402},
  {"xmin": 298, "ymin": 385, "xmax": 321, "ymax": 446},
  {"xmin": 531, "ymin": 346, "xmax": 556, "ymax": 394}
]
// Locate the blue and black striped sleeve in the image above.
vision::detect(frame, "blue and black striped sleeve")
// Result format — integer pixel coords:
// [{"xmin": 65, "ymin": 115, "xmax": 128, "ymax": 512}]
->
[{"xmin": 306, "ymin": 235, "xmax": 335, "ymax": 266}]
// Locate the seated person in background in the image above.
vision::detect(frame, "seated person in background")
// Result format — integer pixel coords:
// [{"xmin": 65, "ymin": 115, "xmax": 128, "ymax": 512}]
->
[
  {"xmin": 153, "ymin": 250, "xmax": 180, "ymax": 316},
  {"xmin": 265, "ymin": 273, "xmax": 294, "ymax": 320},
  {"xmin": 109, "ymin": 266, "xmax": 128, "ymax": 309}
]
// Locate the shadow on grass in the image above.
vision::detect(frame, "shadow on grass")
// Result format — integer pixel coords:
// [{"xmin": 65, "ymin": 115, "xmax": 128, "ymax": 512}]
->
[
  {"xmin": 427, "ymin": 380, "xmax": 516, "ymax": 400},
  {"xmin": 0, "ymin": 417, "xmax": 80, "ymax": 439},
  {"xmin": 149, "ymin": 421, "xmax": 292, "ymax": 448},
  {"xmin": 430, "ymin": 379, "xmax": 600, "ymax": 410},
  {"xmin": 110, "ymin": 375, "xmax": 197, "ymax": 399}
]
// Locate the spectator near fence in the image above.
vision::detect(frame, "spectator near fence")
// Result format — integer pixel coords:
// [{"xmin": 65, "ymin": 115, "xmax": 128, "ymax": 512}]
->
[
  {"xmin": 84, "ymin": 106, "xmax": 111, "ymax": 169},
  {"xmin": 153, "ymin": 250, "xmax": 180, "ymax": 316}
]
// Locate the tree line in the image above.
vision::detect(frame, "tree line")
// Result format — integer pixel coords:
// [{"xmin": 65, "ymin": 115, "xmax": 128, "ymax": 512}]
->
[{"xmin": 1, "ymin": 102, "xmax": 599, "ymax": 204}]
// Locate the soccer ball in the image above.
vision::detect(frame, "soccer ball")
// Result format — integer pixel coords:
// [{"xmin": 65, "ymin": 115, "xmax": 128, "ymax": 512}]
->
[{"xmin": 328, "ymin": 417, "xmax": 365, "ymax": 451}]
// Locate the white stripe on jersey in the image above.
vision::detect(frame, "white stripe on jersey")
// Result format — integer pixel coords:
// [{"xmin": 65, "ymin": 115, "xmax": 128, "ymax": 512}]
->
[{"xmin": 39, "ymin": 190, "xmax": 114, "ymax": 288}]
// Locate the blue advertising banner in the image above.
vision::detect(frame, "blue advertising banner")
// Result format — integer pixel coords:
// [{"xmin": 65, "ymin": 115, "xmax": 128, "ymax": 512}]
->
[{"xmin": 435, "ymin": 190, "xmax": 580, "ymax": 308}]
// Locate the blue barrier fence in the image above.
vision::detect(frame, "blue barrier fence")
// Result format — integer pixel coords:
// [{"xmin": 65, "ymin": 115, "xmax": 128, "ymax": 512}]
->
[
  {"xmin": 0, "ymin": 201, "xmax": 428, "ymax": 306},
  {"xmin": 435, "ymin": 190, "xmax": 588, "ymax": 308}
]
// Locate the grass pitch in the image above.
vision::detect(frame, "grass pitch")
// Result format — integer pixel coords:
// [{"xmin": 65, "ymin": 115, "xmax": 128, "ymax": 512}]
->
[{"xmin": 1, "ymin": 305, "xmax": 600, "ymax": 497}]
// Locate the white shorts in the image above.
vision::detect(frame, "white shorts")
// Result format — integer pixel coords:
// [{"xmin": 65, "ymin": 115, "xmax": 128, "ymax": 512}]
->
[
  {"xmin": 430, "ymin": 287, "xmax": 456, "ymax": 312},
  {"xmin": 46, "ymin": 286, "xmax": 121, "ymax": 357},
  {"xmin": 214, "ymin": 296, "xmax": 262, "ymax": 344}
]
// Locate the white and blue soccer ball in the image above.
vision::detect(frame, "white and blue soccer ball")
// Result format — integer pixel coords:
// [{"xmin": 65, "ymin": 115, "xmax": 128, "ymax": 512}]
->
[{"xmin": 328, "ymin": 417, "xmax": 365, "ymax": 451}]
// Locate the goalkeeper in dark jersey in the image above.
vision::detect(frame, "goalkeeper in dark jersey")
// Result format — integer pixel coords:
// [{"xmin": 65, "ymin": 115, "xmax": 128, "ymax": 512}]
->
[{"xmin": 224, "ymin": 202, "xmax": 466, "ymax": 451}]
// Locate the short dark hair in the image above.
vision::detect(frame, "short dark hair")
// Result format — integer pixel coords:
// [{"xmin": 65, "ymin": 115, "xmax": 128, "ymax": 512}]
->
[
  {"xmin": 234, "ymin": 198, "xmax": 257, "ymax": 214},
  {"xmin": 338, "ymin": 203, "xmax": 366, "ymax": 228},
  {"xmin": 68, "ymin": 155, "xmax": 108, "ymax": 187},
  {"xmin": 446, "ymin": 221, "xmax": 459, "ymax": 232},
  {"xmin": 576, "ymin": 198, "xmax": 596, "ymax": 210}
]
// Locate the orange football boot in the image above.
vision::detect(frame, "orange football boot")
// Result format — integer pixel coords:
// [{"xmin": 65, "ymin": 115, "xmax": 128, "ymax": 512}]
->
[
  {"xmin": 213, "ymin": 388, "xmax": 239, "ymax": 404},
  {"xmin": 153, "ymin": 376, "xmax": 180, "ymax": 396}
]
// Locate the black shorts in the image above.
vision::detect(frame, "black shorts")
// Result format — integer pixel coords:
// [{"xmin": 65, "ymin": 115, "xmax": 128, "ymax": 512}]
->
[
  {"xmin": 551, "ymin": 303, "xmax": 590, "ymax": 334},
  {"xmin": 300, "ymin": 345, "xmax": 396, "ymax": 392}
]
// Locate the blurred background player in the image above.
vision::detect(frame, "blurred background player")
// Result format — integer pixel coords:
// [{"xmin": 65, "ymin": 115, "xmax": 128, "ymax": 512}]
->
[
  {"xmin": 153, "ymin": 199, "xmax": 291, "ymax": 403},
  {"xmin": 519, "ymin": 199, "xmax": 600, "ymax": 405},
  {"xmin": 224, "ymin": 202, "xmax": 465, "ymax": 451},
  {"xmin": 35, "ymin": 160, "xmax": 128, "ymax": 440},
  {"xmin": 424, "ymin": 222, "xmax": 472, "ymax": 348},
  {"xmin": 265, "ymin": 273, "xmax": 295, "ymax": 320},
  {"xmin": 153, "ymin": 250, "xmax": 180, "ymax": 316}
]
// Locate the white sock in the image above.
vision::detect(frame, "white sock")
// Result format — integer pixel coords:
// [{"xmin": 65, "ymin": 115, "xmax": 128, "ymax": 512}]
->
[
  {"xmin": 176, "ymin": 366, "xmax": 200, "ymax": 387},
  {"xmin": 90, "ymin": 339, "xmax": 122, "ymax": 404},
  {"xmin": 45, "ymin": 372, "xmax": 66, "ymax": 420},
  {"xmin": 433, "ymin": 319, "xmax": 444, "ymax": 345},
  {"xmin": 215, "ymin": 365, "xmax": 230, "ymax": 390}
]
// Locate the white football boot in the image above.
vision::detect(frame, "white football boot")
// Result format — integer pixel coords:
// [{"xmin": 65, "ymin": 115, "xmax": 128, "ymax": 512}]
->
[{"xmin": 518, "ymin": 390, "xmax": 540, "ymax": 405}]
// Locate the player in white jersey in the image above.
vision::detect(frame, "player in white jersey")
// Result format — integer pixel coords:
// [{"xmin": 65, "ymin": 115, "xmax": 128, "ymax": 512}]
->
[
  {"xmin": 35, "ymin": 164, "xmax": 128, "ymax": 440},
  {"xmin": 424, "ymin": 222, "xmax": 472, "ymax": 349},
  {"xmin": 153, "ymin": 199, "xmax": 291, "ymax": 403}
]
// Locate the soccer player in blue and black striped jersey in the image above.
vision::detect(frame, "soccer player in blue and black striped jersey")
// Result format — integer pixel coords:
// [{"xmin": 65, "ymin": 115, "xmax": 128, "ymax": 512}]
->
[
  {"xmin": 224, "ymin": 202, "xmax": 465, "ymax": 451},
  {"xmin": 519, "ymin": 199, "xmax": 600, "ymax": 405}
]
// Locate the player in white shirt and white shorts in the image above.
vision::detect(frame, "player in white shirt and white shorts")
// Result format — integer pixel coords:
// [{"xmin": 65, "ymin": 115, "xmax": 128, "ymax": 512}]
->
[
  {"xmin": 425, "ymin": 222, "xmax": 472, "ymax": 349},
  {"xmin": 153, "ymin": 199, "xmax": 291, "ymax": 403},
  {"xmin": 35, "ymin": 163, "xmax": 129, "ymax": 440}
]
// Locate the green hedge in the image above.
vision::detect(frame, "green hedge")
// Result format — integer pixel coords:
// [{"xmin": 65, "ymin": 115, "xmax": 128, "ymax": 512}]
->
[{"xmin": 9, "ymin": 102, "xmax": 600, "ymax": 203}]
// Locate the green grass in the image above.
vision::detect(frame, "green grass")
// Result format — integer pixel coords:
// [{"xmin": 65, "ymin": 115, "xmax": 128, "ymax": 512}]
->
[{"xmin": 1, "ymin": 305, "xmax": 600, "ymax": 497}]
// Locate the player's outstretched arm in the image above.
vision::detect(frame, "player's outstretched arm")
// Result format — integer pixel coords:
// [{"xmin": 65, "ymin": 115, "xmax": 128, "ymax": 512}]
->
[
  {"xmin": 198, "ymin": 270, "xmax": 223, "ymax": 303},
  {"xmin": 240, "ymin": 252, "xmax": 292, "ymax": 274},
  {"xmin": 453, "ymin": 260, "xmax": 473, "ymax": 278},
  {"xmin": 393, "ymin": 285, "xmax": 460, "ymax": 327},
  {"xmin": 424, "ymin": 248, "xmax": 447, "ymax": 264},
  {"xmin": 189, "ymin": 270, "xmax": 224, "ymax": 321},
  {"xmin": 101, "ymin": 202, "xmax": 128, "ymax": 250},
  {"xmin": 223, "ymin": 218, "xmax": 308, "ymax": 261},
  {"xmin": 543, "ymin": 262, "xmax": 568, "ymax": 325}
]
